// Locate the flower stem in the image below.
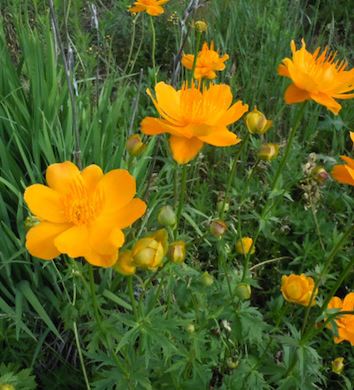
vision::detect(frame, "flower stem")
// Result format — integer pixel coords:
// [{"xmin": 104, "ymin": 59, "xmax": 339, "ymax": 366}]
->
[
  {"xmin": 73, "ymin": 321, "xmax": 91, "ymax": 390},
  {"xmin": 149, "ymin": 16, "xmax": 157, "ymax": 84},
  {"xmin": 190, "ymin": 31, "xmax": 202, "ymax": 83},
  {"xmin": 124, "ymin": 14, "xmax": 139, "ymax": 74},
  {"xmin": 177, "ymin": 164, "xmax": 188, "ymax": 226},
  {"xmin": 128, "ymin": 276, "xmax": 138, "ymax": 320}
]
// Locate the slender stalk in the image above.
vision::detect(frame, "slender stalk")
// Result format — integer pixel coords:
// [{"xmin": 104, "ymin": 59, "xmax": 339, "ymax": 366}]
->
[
  {"xmin": 128, "ymin": 276, "xmax": 138, "ymax": 319},
  {"xmin": 124, "ymin": 14, "xmax": 139, "ymax": 74},
  {"xmin": 189, "ymin": 31, "xmax": 202, "ymax": 83},
  {"xmin": 249, "ymin": 256, "xmax": 291, "ymax": 271},
  {"xmin": 149, "ymin": 16, "xmax": 157, "ymax": 84},
  {"xmin": 73, "ymin": 321, "xmax": 91, "ymax": 390},
  {"xmin": 176, "ymin": 165, "xmax": 188, "ymax": 226}
]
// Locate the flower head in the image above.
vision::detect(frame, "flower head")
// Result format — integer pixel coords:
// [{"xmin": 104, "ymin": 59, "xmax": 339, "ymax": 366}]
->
[
  {"xmin": 332, "ymin": 132, "xmax": 354, "ymax": 186},
  {"xmin": 113, "ymin": 250, "xmax": 136, "ymax": 276},
  {"xmin": 168, "ymin": 241, "xmax": 186, "ymax": 264},
  {"xmin": 141, "ymin": 82, "xmax": 248, "ymax": 164},
  {"xmin": 278, "ymin": 39, "xmax": 354, "ymax": 114},
  {"xmin": 327, "ymin": 292, "xmax": 354, "ymax": 346},
  {"xmin": 245, "ymin": 107, "xmax": 272, "ymax": 135},
  {"xmin": 235, "ymin": 237, "xmax": 255, "ymax": 255},
  {"xmin": 182, "ymin": 42, "xmax": 229, "ymax": 80},
  {"xmin": 129, "ymin": 0, "xmax": 168, "ymax": 16},
  {"xmin": 331, "ymin": 357, "xmax": 344, "ymax": 375},
  {"xmin": 24, "ymin": 162, "xmax": 146, "ymax": 267},
  {"xmin": 258, "ymin": 143, "xmax": 279, "ymax": 161},
  {"xmin": 126, "ymin": 134, "xmax": 146, "ymax": 157},
  {"xmin": 281, "ymin": 274, "xmax": 317, "ymax": 306}
]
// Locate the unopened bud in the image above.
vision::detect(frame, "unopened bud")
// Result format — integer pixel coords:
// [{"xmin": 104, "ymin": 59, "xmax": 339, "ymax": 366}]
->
[
  {"xmin": 210, "ymin": 219, "xmax": 227, "ymax": 238},
  {"xmin": 235, "ymin": 237, "xmax": 255, "ymax": 255},
  {"xmin": 311, "ymin": 166, "xmax": 329, "ymax": 184},
  {"xmin": 113, "ymin": 250, "xmax": 136, "ymax": 276},
  {"xmin": 258, "ymin": 143, "xmax": 279, "ymax": 161},
  {"xmin": 217, "ymin": 200, "xmax": 229, "ymax": 214},
  {"xmin": 126, "ymin": 134, "xmax": 145, "ymax": 157},
  {"xmin": 24, "ymin": 215, "xmax": 39, "ymax": 230},
  {"xmin": 226, "ymin": 358, "xmax": 239, "ymax": 369},
  {"xmin": 245, "ymin": 107, "xmax": 272, "ymax": 135},
  {"xmin": 235, "ymin": 283, "xmax": 252, "ymax": 300},
  {"xmin": 169, "ymin": 241, "xmax": 186, "ymax": 264},
  {"xmin": 201, "ymin": 271, "xmax": 214, "ymax": 287},
  {"xmin": 157, "ymin": 205, "xmax": 177, "ymax": 227},
  {"xmin": 194, "ymin": 20, "xmax": 208, "ymax": 33},
  {"xmin": 186, "ymin": 323, "xmax": 195, "ymax": 333},
  {"xmin": 0, "ymin": 385, "xmax": 16, "ymax": 390},
  {"xmin": 331, "ymin": 357, "xmax": 344, "ymax": 375}
]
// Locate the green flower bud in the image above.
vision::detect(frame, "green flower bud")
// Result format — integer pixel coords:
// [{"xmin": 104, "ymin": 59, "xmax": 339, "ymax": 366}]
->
[{"xmin": 157, "ymin": 205, "xmax": 177, "ymax": 227}]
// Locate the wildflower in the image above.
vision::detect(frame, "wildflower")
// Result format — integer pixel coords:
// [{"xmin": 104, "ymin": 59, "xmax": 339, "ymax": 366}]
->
[
  {"xmin": 132, "ymin": 229, "xmax": 168, "ymax": 269},
  {"xmin": 182, "ymin": 42, "xmax": 229, "ymax": 80},
  {"xmin": 129, "ymin": 0, "xmax": 168, "ymax": 16},
  {"xmin": 168, "ymin": 241, "xmax": 186, "ymax": 264},
  {"xmin": 332, "ymin": 133, "xmax": 354, "ymax": 186},
  {"xmin": 226, "ymin": 358, "xmax": 239, "ymax": 369},
  {"xmin": 24, "ymin": 162, "xmax": 146, "ymax": 267},
  {"xmin": 258, "ymin": 143, "xmax": 279, "ymax": 161},
  {"xmin": 194, "ymin": 20, "xmax": 208, "ymax": 33},
  {"xmin": 210, "ymin": 219, "xmax": 227, "ymax": 238},
  {"xmin": 235, "ymin": 237, "xmax": 255, "ymax": 255},
  {"xmin": 281, "ymin": 274, "xmax": 317, "ymax": 306},
  {"xmin": 235, "ymin": 283, "xmax": 252, "ymax": 300},
  {"xmin": 327, "ymin": 292, "xmax": 354, "ymax": 346},
  {"xmin": 278, "ymin": 39, "xmax": 354, "ymax": 115},
  {"xmin": 331, "ymin": 357, "xmax": 344, "ymax": 375},
  {"xmin": 113, "ymin": 250, "xmax": 136, "ymax": 276},
  {"xmin": 126, "ymin": 134, "xmax": 146, "ymax": 157},
  {"xmin": 157, "ymin": 205, "xmax": 177, "ymax": 227},
  {"xmin": 141, "ymin": 82, "xmax": 248, "ymax": 164},
  {"xmin": 245, "ymin": 107, "xmax": 272, "ymax": 135},
  {"xmin": 311, "ymin": 166, "xmax": 329, "ymax": 184}
]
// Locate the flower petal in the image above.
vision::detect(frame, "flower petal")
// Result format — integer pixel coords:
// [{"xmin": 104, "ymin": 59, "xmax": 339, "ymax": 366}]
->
[
  {"xmin": 199, "ymin": 129, "xmax": 241, "ymax": 146},
  {"xmin": 46, "ymin": 161, "xmax": 81, "ymax": 194},
  {"xmin": 141, "ymin": 117, "xmax": 185, "ymax": 136},
  {"xmin": 26, "ymin": 222, "xmax": 71, "ymax": 260},
  {"xmin": 81, "ymin": 165, "xmax": 103, "ymax": 192},
  {"xmin": 284, "ymin": 84, "xmax": 310, "ymax": 104},
  {"xmin": 331, "ymin": 165, "xmax": 354, "ymax": 186},
  {"xmin": 310, "ymin": 92, "xmax": 342, "ymax": 115},
  {"xmin": 169, "ymin": 136, "xmax": 203, "ymax": 164},
  {"xmin": 219, "ymin": 101, "xmax": 248, "ymax": 126},
  {"xmin": 54, "ymin": 225, "xmax": 90, "ymax": 258},
  {"xmin": 340, "ymin": 155, "xmax": 354, "ymax": 169},
  {"xmin": 24, "ymin": 184, "xmax": 66, "ymax": 223},
  {"xmin": 85, "ymin": 250, "xmax": 118, "ymax": 268},
  {"xmin": 146, "ymin": 5, "xmax": 164, "ymax": 15},
  {"xmin": 89, "ymin": 224, "xmax": 125, "ymax": 255}
]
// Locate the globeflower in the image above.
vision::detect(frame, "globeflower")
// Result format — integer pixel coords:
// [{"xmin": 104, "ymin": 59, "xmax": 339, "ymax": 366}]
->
[
  {"xmin": 182, "ymin": 41, "xmax": 229, "ymax": 80},
  {"xmin": 245, "ymin": 107, "xmax": 272, "ymax": 135},
  {"xmin": 281, "ymin": 274, "xmax": 317, "ymax": 306},
  {"xmin": 331, "ymin": 132, "xmax": 354, "ymax": 186},
  {"xmin": 129, "ymin": 0, "xmax": 169, "ymax": 16},
  {"xmin": 327, "ymin": 293, "xmax": 354, "ymax": 346},
  {"xmin": 141, "ymin": 82, "xmax": 248, "ymax": 164},
  {"xmin": 278, "ymin": 39, "xmax": 354, "ymax": 115},
  {"xmin": 235, "ymin": 237, "xmax": 255, "ymax": 255},
  {"xmin": 24, "ymin": 162, "xmax": 146, "ymax": 267},
  {"xmin": 113, "ymin": 250, "xmax": 136, "ymax": 276}
]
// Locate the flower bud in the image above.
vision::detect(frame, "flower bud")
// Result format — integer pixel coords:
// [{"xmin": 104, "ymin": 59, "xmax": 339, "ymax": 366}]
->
[
  {"xmin": 126, "ymin": 134, "xmax": 145, "ymax": 157},
  {"xmin": 226, "ymin": 358, "xmax": 239, "ymax": 369},
  {"xmin": 235, "ymin": 283, "xmax": 252, "ymax": 300},
  {"xmin": 194, "ymin": 20, "xmax": 208, "ymax": 33},
  {"xmin": 311, "ymin": 166, "xmax": 329, "ymax": 184},
  {"xmin": 132, "ymin": 229, "xmax": 168, "ymax": 270},
  {"xmin": 235, "ymin": 237, "xmax": 255, "ymax": 255},
  {"xmin": 245, "ymin": 107, "xmax": 272, "ymax": 135},
  {"xmin": 281, "ymin": 274, "xmax": 317, "ymax": 306},
  {"xmin": 186, "ymin": 323, "xmax": 195, "ymax": 333},
  {"xmin": 157, "ymin": 205, "xmax": 177, "ymax": 227},
  {"xmin": 258, "ymin": 143, "xmax": 279, "ymax": 161},
  {"xmin": 168, "ymin": 240, "xmax": 186, "ymax": 264},
  {"xmin": 0, "ymin": 385, "xmax": 16, "ymax": 390},
  {"xmin": 217, "ymin": 200, "xmax": 229, "ymax": 214},
  {"xmin": 201, "ymin": 271, "xmax": 214, "ymax": 286},
  {"xmin": 24, "ymin": 215, "xmax": 39, "ymax": 230},
  {"xmin": 331, "ymin": 357, "xmax": 344, "ymax": 375},
  {"xmin": 113, "ymin": 250, "xmax": 136, "ymax": 276},
  {"xmin": 210, "ymin": 219, "xmax": 227, "ymax": 238}
]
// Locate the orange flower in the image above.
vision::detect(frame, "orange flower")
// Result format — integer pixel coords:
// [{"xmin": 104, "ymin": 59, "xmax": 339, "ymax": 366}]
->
[
  {"xmin": 327, "ymin": 293, "xmax": 354, "ymax": 346},
  {"xmin": 182, "ymin": 42, "xmax": 229, "ymax": 80},
  {"xmin": 24, "ymin": 162, "xmax": 146, "ymax": 267},
  {"xmin": 332, "ymin": 132, "xmax": 354, "ymax": 186},
  {"xmin": 141, "ymin": 82, "xmax": 248, "ymax": 164},
  {"xmin": 129, "ymin": 0, "xmax": 168, "ymax": 16},
  {"xmin": 281, "ymin": 274, "xmax": 317, "ymax": 306},
  {"xmin": 278, "ymin": 39, "xmax": 354, "ymax": 115}
]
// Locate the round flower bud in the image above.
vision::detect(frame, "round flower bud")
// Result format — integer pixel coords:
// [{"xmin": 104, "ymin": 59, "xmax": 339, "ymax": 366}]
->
[
  {"xmin": 210, "ymin": 219, "xmax": 227, "ymax": 238},
  {"xmin": 245, "ymin": 107, "xmax": 272, "ymax": 135},
  {"xmin": 126, "ymin": 134, "xmax": 145, "ymax": 157},
  {"xmin": 311, "ymin": 166, "xmax": 329, "ymax": 184},
  {"xmin": 157, "ymin": 205, "xmax": 177, "ymax": 227},
  {"xmin": 281, "ymin": 274, "xmax": 317, "ymax": 306},
  {"xmin": 0, "ymin": 385, "xmax": 16, "ymax": 390},
  {"xmin": 332, "ymin": 357, "xmax": 344, "ymax": 375},
  {"xmin": 186, "ymin": 323, "xmax": 195, "ymax": 333},
  {"xmin": 226, "ymin": 358, "xmax": 239, "ymax": 369},
  {"xmin": 194, "ymin": 20, "xmax": 208, "ymax": 33},
  {"xmin": 168, "ymin": 240, "xmax": 186, "ymax": 264},
  {"xmin": 235, "ymin": 283, "xmax": 252, "ymax": 300},
  {"xmin": 235, "ymin": 237, "xmax": 255, "ymax": 255},
  {"xmin": 258, "ymin": 143, "xmax": 279, "ymax": 161},
  {"xmin": 201, "ymin": 271, "xmax": 214, "ymax": 287},
  {"xmin": 113, "ymin": 250, "xmax": 136, "ymax": 276},
  {"xmin": 217, "ymin": 200, "xmax": 229, "ymax": 214}
]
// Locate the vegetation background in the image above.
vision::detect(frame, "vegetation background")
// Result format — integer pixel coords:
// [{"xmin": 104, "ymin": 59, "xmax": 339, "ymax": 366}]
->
[{"xmin": 0, "ymin": 0, "xmax": 353, "ymax": 389}]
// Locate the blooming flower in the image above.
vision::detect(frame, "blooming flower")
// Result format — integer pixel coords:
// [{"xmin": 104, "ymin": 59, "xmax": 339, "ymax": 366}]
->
[
  {"xmin": 141, "ymin": 82, "xmax": 248, "ymax": 164},
  {"xmin": 281, "ymin": 274, "xmax": 317, "ymax": 306},
  {"xmin": 327, "ymin": 293, "xmax": 354, "ymax": 346},
  {"xmin": 182, "ymin": 41, "xmax": 229, "ymax": 80},
  {"xmin": 278, "ymin": 39, "xmax": 354, "ymax": 115},
  {"xmin": 24, "ymin": 162, "xmax": 146, "ymax": 267},
  {"xmin": 129, "ymin": 0, "xmax": 168, "ymax": 16},
  {"xmin": 235, "ymin": 237, "xmax": 255, "ymax": 255},
  {"xmin": 332, "ymin": 132, "xmax": 354, "ymax": 186}
]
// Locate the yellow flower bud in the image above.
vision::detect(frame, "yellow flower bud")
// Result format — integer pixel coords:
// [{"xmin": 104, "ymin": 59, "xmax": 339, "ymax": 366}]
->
[
  {"xmin": 126, "ymin": 134, "xmax": 145, "ymax": 157},
  {"xmin": 226, "ymin": 358, "xmax": 239, "ymax": 369},
  {"xmin": 245, "ymin": 107, "xmax": 272, "ymax": 135},
  {"xmin": 281, "ymin": 274, "xmax": 317, "ymax": 306},
  {"xmin": 157, "ymin": 205, "xmax": 177, "ymax": 227},
  {"xmin": 132, "ymin": 229, "xmax": 168, "ymax": 269},
  {"xmin": 331, "ymin": 357, "xmax": 344, "ymax": 375},
  {"xmin": 201, "ymin": 271, "xmax": 214, "ymax": 286},
  {"xmin": 113, "ymin": 250, "xmax": 136, "ymax": 276},
  {"xmin": 235, "ymin": 283, "xmax": 252, "ymax": 300},
  {"xmin": 257, "ymin": 143, "xmax": 279, "ymax": 161},
  {"xmin": 168, "ymin": 240, "xmax": 186, "ymax": 264},
  {"xmin": 311, "ymin": 166, "xmax": 329, "ymax": 184},
  {"xmin": 194, "ymin": 20, "xmax": 208, "ymax": 33},
  {"xmin": 0, "ymin": 385, "xmax": 16, "ymax": 390},
  {"xmin": 210, "ymin": 219, "xmax": 227, "ymax": 238},
  {"xmin": 186, "ymin": 323, "xmax": 195, "ymax": 333},
  {"xmin": 235, "ymin": 237, "xmax": 255, "ymax": 255}
]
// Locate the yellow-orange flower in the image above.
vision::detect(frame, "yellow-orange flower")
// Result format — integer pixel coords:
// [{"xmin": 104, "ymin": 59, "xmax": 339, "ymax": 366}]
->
[
  {"xmin": 113, "ymin": 250, "xmax": 136, "ymax": 276},
  {"xmin": 24, "ymin": 162, "xmax": 146, "ymax": 267},
  {"xmin": 129, "ymin": 0, "xmax": 168, "ymax": 16},
  {"xmin": 327, "ymin": 293, "xmax": 354, "ymax": 346},
  {"xmin": 281, "ymin": 274, "xmax": 317, "ymax": 306},
  {"xmin": 182, "ymin": 42, "xmax": 229, "ymax": 80},
  {"xmin": 278, "ymin": 39, "xmax": 354, "ymax": 115},
  {"xmin": 235, "ymin": 237, "xmax": 255, "ymax": 255},
  {"xmin": 332, "ymin": 132, "xmax": 354, "ymax": 186},
  {"xmin": 141, "ymin": 82, "xmax": 248, "ymax": 164}
]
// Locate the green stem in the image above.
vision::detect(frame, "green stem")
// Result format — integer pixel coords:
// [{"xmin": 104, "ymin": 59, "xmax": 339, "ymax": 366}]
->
[
  {"xmin": 177, "ymin": 165, "xmax": 188, "ymax": 226},
  {"xmin": 73, "ymin": 321, "xmax": 91, "ymax": 390},
  {"xmin": 190, "ymin": 31, "xmax": 202, "ymax": 83},
  {"xmin": 124, "ymin": 14, "xmax": 139, "ymax": 74},
  {"xmin": 128, "ymin": 276, "xmax": 138, "ymax": 319},
  {"xmin": 149, "ymin": 16, "xmax": 157, "ymax": 84}
]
